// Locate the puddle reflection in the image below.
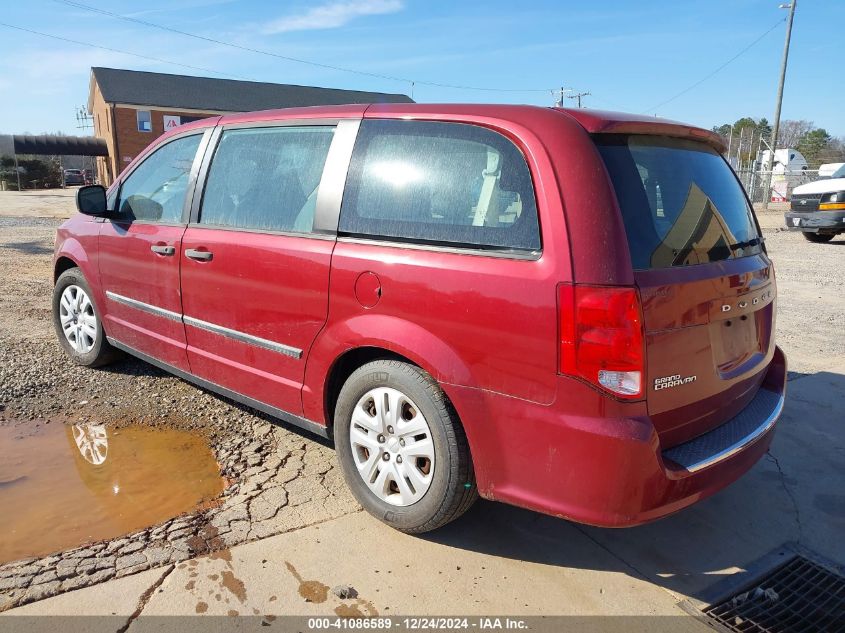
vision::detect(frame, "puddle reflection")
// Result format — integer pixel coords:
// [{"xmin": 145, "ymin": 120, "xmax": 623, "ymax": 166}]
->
[
  {"xmin": 0, "ymin": 421, "xmax": 224, "ymax": 564},
  {"xmin": 72, "ymin": 423, "xmax": 109, "ymax": 466}
]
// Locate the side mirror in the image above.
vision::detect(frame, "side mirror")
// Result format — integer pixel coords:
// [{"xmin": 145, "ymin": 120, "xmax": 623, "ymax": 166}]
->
[{"xmin": 76, "ymin": 185, "xmax": 108, "ymax": 216}]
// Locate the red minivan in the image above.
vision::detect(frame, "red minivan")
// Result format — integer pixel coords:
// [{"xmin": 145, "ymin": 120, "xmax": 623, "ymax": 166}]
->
[{"xmin": 54, "ymin": 104, "xmax": 786, "ymax": 533}]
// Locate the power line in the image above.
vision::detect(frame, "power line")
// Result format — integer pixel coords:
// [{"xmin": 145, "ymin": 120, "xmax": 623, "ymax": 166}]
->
[
  {"xmin": 51, "ymin": 0, "xmax": 555, "ymax": 94},
  {"xmin": 552, "ymin": 87, "xmax": 572, "ymax": 107},
  {"xmin": 641, "ymin": 17, "xmax": 786, "ymax": 114},
  {"xmin": 0, "ymin": 21, "xmax": 254, "ymax": 81},
  {"xmin": 567, "ymin": 91, "xmax": 591, "ymax": 109},
  {"xmin": 584, "ymin": 93, "xmax": 626, "ymax": 112}
]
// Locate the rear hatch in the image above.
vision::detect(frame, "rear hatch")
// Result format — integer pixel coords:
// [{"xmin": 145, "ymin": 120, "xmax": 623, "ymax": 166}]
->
[{"xmin": 596, "ymin": 135, "xmax": 775, "ymax": 448}]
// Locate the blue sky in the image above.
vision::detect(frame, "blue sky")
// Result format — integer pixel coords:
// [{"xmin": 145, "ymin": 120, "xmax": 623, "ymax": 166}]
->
[{"xmin": 0, "ymin": 0, "xmax": 842, "ymax": 136}]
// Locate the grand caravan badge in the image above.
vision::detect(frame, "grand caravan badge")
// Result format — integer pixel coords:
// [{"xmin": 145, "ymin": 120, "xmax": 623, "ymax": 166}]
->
[{"xmin": 654, "ymin": 374, "xmax": 697, "ymax": 390}]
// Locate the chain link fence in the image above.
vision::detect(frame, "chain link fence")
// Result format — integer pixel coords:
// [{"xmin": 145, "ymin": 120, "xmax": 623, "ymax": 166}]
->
[{"xmin": 735, "ymin": 168, "xmax": 821, "ymax": 205}]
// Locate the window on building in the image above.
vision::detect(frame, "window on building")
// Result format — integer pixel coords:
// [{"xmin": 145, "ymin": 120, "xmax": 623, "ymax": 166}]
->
[
  {"xmin": 136, "ymin": 110, "xmax": 152, "ymax": 133},
  {"xmin": 199, "ymin": 126, "xmax": 336, "ymax": 234},
  {"xmin": 116, "ymin": 134, "xmax": 202, "ymax": 223},
  {"xmin": 339, "ymin": 120, "xmax": 540, "ymax": 252}
]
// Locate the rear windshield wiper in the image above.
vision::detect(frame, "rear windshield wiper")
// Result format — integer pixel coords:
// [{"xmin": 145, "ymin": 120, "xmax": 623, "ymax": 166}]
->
[{"xmin": 729, "ymin": 236, "xmax": 764, "ymax": 251}]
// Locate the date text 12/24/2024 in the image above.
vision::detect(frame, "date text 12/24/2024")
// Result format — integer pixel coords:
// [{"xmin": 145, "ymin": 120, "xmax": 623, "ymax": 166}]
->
[{"xmin": 307, "ymin": 617, "xmax": 529, "ymax": 630}]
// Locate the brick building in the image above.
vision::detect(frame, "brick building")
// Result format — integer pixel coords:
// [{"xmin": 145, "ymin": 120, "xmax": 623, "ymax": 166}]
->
[{"xmin": 87, "ymin": 67, "xmax": 413, "ymax": 186}]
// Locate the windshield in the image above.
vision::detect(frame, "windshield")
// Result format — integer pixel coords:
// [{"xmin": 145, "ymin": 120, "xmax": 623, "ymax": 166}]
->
[{"xmin": 596, "ymin": 135, "xmax": 762, "ymax": 270}]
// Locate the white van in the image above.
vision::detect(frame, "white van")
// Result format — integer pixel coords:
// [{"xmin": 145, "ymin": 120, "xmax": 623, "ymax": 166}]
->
[{"xmin": 785, "ymin": 177, "xmax": 845, "ymax": 242}]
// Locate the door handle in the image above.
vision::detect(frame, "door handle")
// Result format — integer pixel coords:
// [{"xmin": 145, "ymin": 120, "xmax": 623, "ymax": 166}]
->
[
  {"xmin": 185, "ymin": 248, "xmax": 213, "ymax": 262},
  {"xmin": 150, "ymin": 244, "xmax": 175, "ymax": 256}
]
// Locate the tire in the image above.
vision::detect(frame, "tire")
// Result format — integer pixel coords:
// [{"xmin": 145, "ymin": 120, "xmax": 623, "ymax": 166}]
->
[
  {"xmin": 52, "ymin": 268, "xmax": 122, "ymax": 367},
  {"xmin": 802, "ymin": 231, "xmax": 835, "ymax": 243},
  {"xmin": 334, "ymin": 360, "xmax": 477, "ymax": 533}
]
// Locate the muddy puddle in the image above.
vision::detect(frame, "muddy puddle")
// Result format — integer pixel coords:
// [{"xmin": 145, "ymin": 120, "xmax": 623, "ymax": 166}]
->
[{"xmin": 0, "ymin": 421, "xmax": 225, "ymax": 564}]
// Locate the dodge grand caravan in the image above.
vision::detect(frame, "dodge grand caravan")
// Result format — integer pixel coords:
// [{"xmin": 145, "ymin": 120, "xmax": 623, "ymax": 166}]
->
[{"xmin": 54, "ymin": 104, "xmax": 786, "ymax": 533}]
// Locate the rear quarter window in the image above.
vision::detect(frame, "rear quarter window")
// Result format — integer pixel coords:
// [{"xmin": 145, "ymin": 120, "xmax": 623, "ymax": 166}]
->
[
  {"xmin": 339, "ymin": 120, "xmax": 541, "ymax": 253},
  {"xmin": 596, "ymin": 135, "xmax": 762, "ymax": 269}
]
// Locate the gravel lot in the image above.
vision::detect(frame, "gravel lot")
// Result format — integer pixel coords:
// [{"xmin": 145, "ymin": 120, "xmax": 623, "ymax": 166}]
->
[
  {"xmin": 755, "ymin": 214, "xmax": 845, "ymax": 375},
  {"xmin": 0, "ymin": 197, "xmax": 359, "ymax": 611},
  {"xmin": 0, "ymin": 192, "xmax": 841, "ymax": 610}
]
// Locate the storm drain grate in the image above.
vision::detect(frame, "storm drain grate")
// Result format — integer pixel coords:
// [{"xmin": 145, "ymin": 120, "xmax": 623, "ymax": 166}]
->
[{"xmin": 705, "ymin": 555, "xmax": 845, "ymax": 633}]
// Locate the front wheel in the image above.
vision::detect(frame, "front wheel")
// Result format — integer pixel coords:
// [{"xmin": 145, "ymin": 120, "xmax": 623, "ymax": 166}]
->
[
  {"xmin": 802, "ymin": 231, "xmax": 835, "ymax": 243},
  {"xmin": 52, "ymin": 268, "xmax": 121, "ymax": 367},
  {"xmin": 334, "ymin": 360, "xmax": 477, "ymax": 533}
]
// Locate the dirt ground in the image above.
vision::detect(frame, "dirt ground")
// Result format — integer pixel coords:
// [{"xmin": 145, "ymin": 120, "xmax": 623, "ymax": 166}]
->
[
  {"xmin": 0, "ymin": 189, "xmax": 76, "ymax": 219},
  {"xmin": 0, "ymin": 190, "xmax": 360, "ymax": 610},
  {"xmin": 0, "ymin": 190, "xmax": 843, "ymax": 613}
]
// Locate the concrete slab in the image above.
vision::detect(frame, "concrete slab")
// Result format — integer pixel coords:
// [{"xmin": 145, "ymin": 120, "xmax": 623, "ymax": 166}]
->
[
  {"xmin": 1, "ymin": 566, "xmax": 167, "ymax": 616},
  {"xmin": 136, "ymin": 510, "xmax": 687, "ymax": 618}
]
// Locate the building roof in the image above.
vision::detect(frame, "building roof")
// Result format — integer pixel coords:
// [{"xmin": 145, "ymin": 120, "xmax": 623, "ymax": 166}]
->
[{"xmin": 88, "ymin": 67, "xmax": 413, "ymax": 113}]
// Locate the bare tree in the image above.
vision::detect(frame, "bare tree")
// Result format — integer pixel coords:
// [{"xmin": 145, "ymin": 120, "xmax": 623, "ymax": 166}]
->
[
  {"xmin": 817, "ymin": 136, "xmax": 845, "ymax": 165},
  {"xmin": 777, "ymin": 119, "xmax": 814, "ymax": 148}
]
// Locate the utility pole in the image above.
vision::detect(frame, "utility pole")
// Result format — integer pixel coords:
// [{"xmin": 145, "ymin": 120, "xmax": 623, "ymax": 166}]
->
[
  {"xmin": 763, "ymin": 0, "xmax": 797, "ymax": 210},
  {"xmin": 567, "ymin": 91, "xmax": 591, "ymax": 109},
  {"xmin": 554, "ymin": 87, "xmax": 568, "ymax": 108},
  {"xmin": 75, "ymin": 106, "xmax": 95, "ymax": 184},
  {"xmin": 13, "ymin": 153, "xmax": 21, "ymax": 192}
]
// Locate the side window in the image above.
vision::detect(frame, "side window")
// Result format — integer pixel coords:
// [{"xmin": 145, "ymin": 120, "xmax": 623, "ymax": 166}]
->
[
  {"xmin": 199, "ymin": 126, "xmax": 336, "ymax": 234},
  {"xmin": 339, "ymin": 120, "xmax": 540, "ymax": 252},
  {"xmin": 116, "ymin": 134, "xmax": 202, "ymax": 223}
]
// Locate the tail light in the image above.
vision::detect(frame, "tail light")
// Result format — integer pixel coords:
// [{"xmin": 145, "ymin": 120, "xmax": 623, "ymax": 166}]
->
[{"xmin": 558, "ymin": 284, "xmax": 645, "ymax": 399}]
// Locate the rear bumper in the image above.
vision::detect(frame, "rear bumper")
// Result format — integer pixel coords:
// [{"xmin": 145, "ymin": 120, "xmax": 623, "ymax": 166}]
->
[
  {"xmin": 448, "ymin": 346, "xmax": 787, "ymax": 527},
  {"xmin": 784, "ymin": 210, "xmax": 845, "ymax": 232},
  {"xmin": 662, "ymin": 385, "xmax": 783, "ymax": 472}
]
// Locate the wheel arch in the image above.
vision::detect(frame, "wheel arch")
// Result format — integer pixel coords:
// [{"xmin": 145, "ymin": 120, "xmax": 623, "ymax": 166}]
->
[
  {"xmin": 54, "ymin": 255, "xmax": 79, "ymax": 281},
  {"xmin": 322, "ymin": 346, "xmax": 416, "ymax": 436},
  {"xmin": 314, "ymin": 336, "xmax": 475, "ymax": 459},
  {"xmin": 303, "ymin": 314, "xmax": 477, "ymax": 427}
]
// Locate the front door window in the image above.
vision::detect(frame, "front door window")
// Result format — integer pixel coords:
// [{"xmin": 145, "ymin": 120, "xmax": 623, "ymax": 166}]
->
[{"xmin": 116, "ymin": 134, "xmax": 202, "ymax": 224}]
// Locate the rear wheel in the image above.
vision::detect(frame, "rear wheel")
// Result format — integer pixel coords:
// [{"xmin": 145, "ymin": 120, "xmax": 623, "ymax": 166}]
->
[
  {"xmin": 334, "ymin": 360, "xmax": 476, "ymax": 533},
  {"xmin": 52, "ymin": 268, "xmax": 121, "ymax": 367},
  {"xmin": 802, "ymin": 231, "xmax": 835, "ymax": 243}
]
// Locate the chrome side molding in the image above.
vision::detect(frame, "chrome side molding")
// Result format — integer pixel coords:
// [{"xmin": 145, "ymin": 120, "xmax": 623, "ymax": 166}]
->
[
  {"xmin": 104, "ymin": 291, "xmax": 303, "ymax": 359},
  {"xmin": 182, "ymin": 315, "xmax": 302, "ymax": 359},
  {"xmin": 106, "ymin": 337, "xmax": 326, "ymax": 438},
  {"xmin": 105, "ymin": 291, "xmax": 183, "ymax": 322}
]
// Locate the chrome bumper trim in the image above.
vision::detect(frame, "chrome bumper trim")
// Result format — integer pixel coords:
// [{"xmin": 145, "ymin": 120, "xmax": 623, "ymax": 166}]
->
[{"xmin": 662, "ymin": 387, "xmax": 785, "ymax": 473}]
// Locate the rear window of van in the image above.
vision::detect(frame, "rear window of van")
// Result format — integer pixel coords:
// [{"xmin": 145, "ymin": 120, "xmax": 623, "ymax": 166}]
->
[{"xmin": 595, "ymin": 135, "xmax": 762, "ymax": 270}]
